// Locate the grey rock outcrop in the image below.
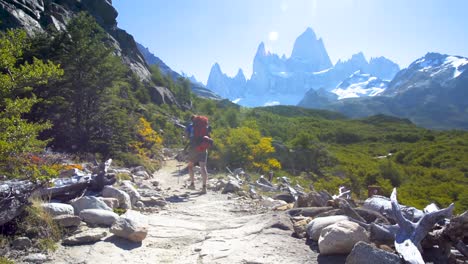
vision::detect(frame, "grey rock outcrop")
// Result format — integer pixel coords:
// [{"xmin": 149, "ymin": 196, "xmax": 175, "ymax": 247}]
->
[{"xmin": 346, "ymin": 241, "xmax": 402, "ymax": 264}]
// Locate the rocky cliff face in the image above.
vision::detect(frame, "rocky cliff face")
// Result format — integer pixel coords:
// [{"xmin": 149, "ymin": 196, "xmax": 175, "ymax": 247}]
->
[
  {"xmin": 0, "ymin": 0, "xmax": 182, "ymax": 104},
  {"xmin": 136, "ymin": 43, "xmax": 221, "ymax": 100}
]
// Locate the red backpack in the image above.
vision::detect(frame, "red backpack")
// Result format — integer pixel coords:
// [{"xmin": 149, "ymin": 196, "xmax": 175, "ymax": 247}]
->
[{"xmin": 192, "ymin": 116, "xmax": 213, "ymax": 152}]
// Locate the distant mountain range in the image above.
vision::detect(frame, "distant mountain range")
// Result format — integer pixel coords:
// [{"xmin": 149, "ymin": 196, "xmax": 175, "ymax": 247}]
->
[
  {"xmin": 206, "ymin": 27, "xmax": 468, "ymax": 130},
  {"xmin": 299, "ymin": 52, "xmax": 468, "ymax": 129},
  {"xmin": 206, "ymin": 27, "xmax": 400, "ymax": 107}
]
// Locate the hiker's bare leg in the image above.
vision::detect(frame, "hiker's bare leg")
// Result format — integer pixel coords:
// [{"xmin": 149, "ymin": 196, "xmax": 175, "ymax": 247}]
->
[
  {"xmin": 188, "ymin": 161, "xmax": 195, "ymax": 184},
  {"xmin": 199, "ymin": 161, "xmax": 208, "ymax": 186}
]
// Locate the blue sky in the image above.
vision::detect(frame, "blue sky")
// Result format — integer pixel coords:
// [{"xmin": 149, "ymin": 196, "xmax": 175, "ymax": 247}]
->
[{"xmin": 113, "ymin": 0, "xmax": 468, "ymax": 84}]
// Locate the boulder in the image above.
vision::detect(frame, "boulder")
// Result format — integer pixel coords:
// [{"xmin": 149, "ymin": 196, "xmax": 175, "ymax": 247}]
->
[
  {"xmin": 62, "ymin": 228, "xmax": 108, "ymax": 246},
  {"xmin": 53, "ymin": 214, "xmax": 82, "ymax": 228},
  {"xmin": 79, "ymin": 209, "xmax": 119, "ymax": 227},
  {"xmin": 295, "ymin": 191, "xmax": 330, "ymax": 208},
  {"xmin": 41, "ymin": 203, "xmax": 74, "ymax": 216},
  {"xmin": 12, "ymin": 237, "xmax": 32, "ymax": 250},
  {"xmin": 306, "ymin": 215, "xmax": 350, "ymax": 241},
  {"xmin": 222, "ymin": 180, "xmax": 241, "ymax": 194},
  {"xmin": 346, "ymin": 241, "xmax": 401, "ymax": 264},
  {"xmin": 121, "ymin": 180, "xmax": 141, "ymax": 205},
  {"xmin": 71, "ymin": 196, "xmax": 112, "ymax": 214},
  {"xmin": 102, "ymin": 186, "xmax": 132, "ymax": 209},
  {"xmin": 110, "ymin": 210, "xmax": 148, "ymax": 242},
  {"xmin": 98, "ymin": 197, "xmax": 119, "ymax": 209},
  {"xmin": 318, "ymin": 220, "xmax": 369, "ymax": 255}
]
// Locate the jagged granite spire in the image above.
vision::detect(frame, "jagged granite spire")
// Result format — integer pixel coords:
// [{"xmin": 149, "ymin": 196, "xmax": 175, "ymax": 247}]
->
[{"xmin": 289, "ymin": 27, "xmax": 332, "ymax": 71}]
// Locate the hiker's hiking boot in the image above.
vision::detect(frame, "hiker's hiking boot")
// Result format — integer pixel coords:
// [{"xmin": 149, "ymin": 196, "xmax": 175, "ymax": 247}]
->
[
  {"xmin": 188, "ymin": 182, "xmax": 195, "ymax": 190},
  {"xmin": 201, "ymin": 185, "xmax": 207, "ymax": 194}
]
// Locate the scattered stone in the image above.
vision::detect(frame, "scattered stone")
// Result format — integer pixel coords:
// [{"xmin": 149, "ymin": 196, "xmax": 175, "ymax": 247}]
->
[
  {"xmin": 318, "ymin": 220, "xmax": 369, "ymax": 255},
  {"xmin": 293, "ymin": 218, "xmax": 312, "ymax": 238},
  {"xmin": 306, "ymin": 215, "xmax": 350, "ymax": 241},
  {"xmin": 71, "ymin": 196, "xmax": 112, "ymax": 214},
  {"xmin": 261, "ymin": 197, "xmax": 287, "ymax": 209},
  {"xmin": 140, "ymin": 196, "xmax": 167, "ymax": 207},
  {"xmin": 346, "ymin": 241, "xmax": 402, "ymax": 264},
  {"xmin": 212, "ymin": 179, "xmax": 227, "ymax": 192},
  {"xmin": 23, "ymin": 253, "xmax": 49, "ymax": 263},
  {"xmin": 135, "ymin": 201, "xmax": 145, "ymax": 208},
  {"xmin": 79, "ymin": 209, "xmax": 119, "ymax": 227},
  {"xmin": 53, "ymin": 214, "xmax": 82, "ymax": 227},
  {"xmin": 274, "ymin": 203, "xmax": 294, "ymax": 211},
  {"xmin": 222, "ymin": 180, "xmax": 241, "ymax": 194},
  {"xmin": 133, "ymin": 171, "xmax": 150, "ymax": 179},
  {"xmin": 41, "ymin": 203, "xmax": 74, "ymax": 216},
  {"xmin": 62, "ymin": 228, "xmax": 108, "ymax": 246},
  {"xmin": 150, "ymin": 180, "xmax": 160, "ymax": 187},
  {"xmin": 120, "ymin": 180, "xmax": 141, "ymax": 205},
  {"xmin": 110, "ymin": 210, "xmax": 148, "ymax": 242},
  {"xmin": 102, "ymin": 186, "xmax": 132, "ymax": 209},
  {"xmin": 138, "ymin": 188, "xmax": 162, "ymax": 198},
  {"xmin": 12, "ymin": 237, "xmax": 32, "ymax": 250},
  {"xmin": 98, "ymin": 197, "xmax": 119, "ymax": 209}
]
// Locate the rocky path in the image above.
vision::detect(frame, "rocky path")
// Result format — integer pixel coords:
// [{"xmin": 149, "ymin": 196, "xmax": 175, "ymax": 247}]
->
[{"xmin": 48, "ymin": 159, "xmax": 320, "ymax": 264}]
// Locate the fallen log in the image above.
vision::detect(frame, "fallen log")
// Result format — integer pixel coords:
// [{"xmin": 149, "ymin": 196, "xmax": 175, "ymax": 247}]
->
[
  {"xmin": 0, "ymin": 180, "xmax": 38, "ymax": 225},
  {"xmin": 391, "ymin": 188, "xmax": 454, "ymax": 264}
]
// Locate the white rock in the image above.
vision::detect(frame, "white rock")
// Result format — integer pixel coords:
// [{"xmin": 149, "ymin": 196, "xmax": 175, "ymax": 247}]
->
[
  {"xmin": 71, "ymin": 196, "xmax": 112, "ymax": 214},
  {"xmin": 306, "ymin": 215, "xmax": 350, "ymax": 241},
  {"xmin": 121, "ymin": 180, "xmax": 141, "ymax": 205},
  {"xmin": 98, "ymin": 197, "xmax": 120, "ymax": 209},
  {"xmin": 79, "ymin": 209, "xmax": 119, "ymax": 227},
  {"xmin": 111, "ymin": 210, "xmax": 148, "ymax": 242},
  {"xmin": 102, "ymin": 186, "xmax": 132, "ymax": 209},
  {"xmin": 318, "ymin": 220, "xmax": 369, "ymax": 255},
  {"xmin": 41, "ymin": 203, "xmax": 74, "ymax": 216}
]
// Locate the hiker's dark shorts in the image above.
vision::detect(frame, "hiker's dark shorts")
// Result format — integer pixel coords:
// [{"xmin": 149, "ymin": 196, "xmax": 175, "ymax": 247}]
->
[{"xmin": 187, "ymin": 147, "xmax": 207, "ymax": 163}]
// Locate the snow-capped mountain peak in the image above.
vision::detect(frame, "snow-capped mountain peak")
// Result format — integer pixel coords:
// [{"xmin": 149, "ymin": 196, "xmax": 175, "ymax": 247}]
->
[{"xmin": 411, "ymin": 53, "xmax": 468, "ymax": 79}]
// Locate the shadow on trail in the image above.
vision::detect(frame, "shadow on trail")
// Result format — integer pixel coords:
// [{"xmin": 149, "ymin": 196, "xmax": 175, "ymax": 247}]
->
[{"xmin": 104, "ymin": 235, "xmax": 142, "ymax": 250}]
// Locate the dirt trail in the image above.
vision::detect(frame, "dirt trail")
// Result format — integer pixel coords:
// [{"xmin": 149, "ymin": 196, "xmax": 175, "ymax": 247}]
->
[{"xmin": 48, "ymin": 159, "xmax": 321, "ymax": 264}]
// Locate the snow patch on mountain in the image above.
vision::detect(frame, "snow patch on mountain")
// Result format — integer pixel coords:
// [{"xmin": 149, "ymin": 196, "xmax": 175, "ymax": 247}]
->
[
  {"xmin": 446, "ymin": 56, "xmax": 468, "ymax": 78},
  {"xmin": 413, "ymin": 54, "xmax": 468, "ymax": 79},
  {"xmin": 331, "ymin": 71, "xmax": 388, "ymax": 99}
]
